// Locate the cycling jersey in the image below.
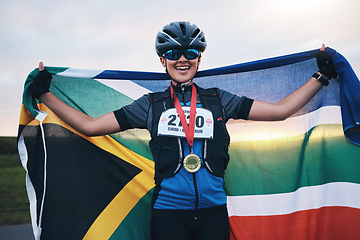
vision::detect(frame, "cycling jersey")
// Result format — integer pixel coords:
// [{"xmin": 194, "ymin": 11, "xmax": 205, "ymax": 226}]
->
[{"xmin": 114, "ymin": 83, "xmax": 253, "ymax": 210}]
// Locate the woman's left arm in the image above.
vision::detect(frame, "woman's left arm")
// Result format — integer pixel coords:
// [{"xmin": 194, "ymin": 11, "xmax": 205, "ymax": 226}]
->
[
  {"xmin": 248, "ymin": 76, "xmax": 323, "ymax": 121},
  {"xmin": 248, "ymin": 44, "xmax": 335, "ymax": 121}
]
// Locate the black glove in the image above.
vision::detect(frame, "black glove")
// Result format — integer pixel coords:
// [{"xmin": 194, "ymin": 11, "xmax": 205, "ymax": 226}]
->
[
  {"xmin": 32, "ymin": 69, "xmax": 52, "ymax": 99},
  {"xmin": 315, "ymin": 50, "xmax": 337, "ymax": 79}
]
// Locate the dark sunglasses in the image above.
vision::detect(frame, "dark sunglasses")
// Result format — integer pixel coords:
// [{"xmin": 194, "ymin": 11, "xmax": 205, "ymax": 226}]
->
[{"xmin": 163, "ymin": 49, "xmax": 200, "ymax": 60}]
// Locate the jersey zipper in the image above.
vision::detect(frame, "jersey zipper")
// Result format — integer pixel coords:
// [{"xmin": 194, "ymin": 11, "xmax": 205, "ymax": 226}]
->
[
  {"xmin": 193, "ymin": 172, "xmax": 199, "ymax": 220},
  {"xmin": 181, "ymin": 85, "xmax": 186, "ymax": 103}
]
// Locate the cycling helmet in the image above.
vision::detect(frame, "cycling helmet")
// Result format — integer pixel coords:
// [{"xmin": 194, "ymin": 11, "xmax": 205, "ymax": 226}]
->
[{"xmin": 155, "ymin": 21, "xmax": 207, "ymax": 56}]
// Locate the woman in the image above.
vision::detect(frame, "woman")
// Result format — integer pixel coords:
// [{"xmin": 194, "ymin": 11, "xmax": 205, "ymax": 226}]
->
[{"xmin": 32, "ymin": 21, "xmax": 336, "ymax": 240}]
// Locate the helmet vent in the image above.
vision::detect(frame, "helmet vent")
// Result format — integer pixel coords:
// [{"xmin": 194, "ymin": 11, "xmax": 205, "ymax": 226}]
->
[
  {"xmin": 163, "ymin": 29, "xmax": 178, "ymax": 39},
  {"xmin": 157, "ymin": 37, "xmax": 166, "ymax": 44},
  {"xmin": 191, "ymin": 29, "xmax": 200, "ymax": 38},
  {"xmin": 179, "ymin": 23, "xmax": 186, "ymax": 36}
]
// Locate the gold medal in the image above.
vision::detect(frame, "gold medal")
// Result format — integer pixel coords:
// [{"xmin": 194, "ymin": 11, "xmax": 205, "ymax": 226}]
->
[{"xmin": 183, "ymin": 152, "xmax": 201, "ymax": 173}]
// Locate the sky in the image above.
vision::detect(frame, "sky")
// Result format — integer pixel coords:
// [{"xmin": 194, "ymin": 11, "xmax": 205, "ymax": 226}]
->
[{"xmin": 1, "ymin": 0, "xmax": 359, "ymax": 136}]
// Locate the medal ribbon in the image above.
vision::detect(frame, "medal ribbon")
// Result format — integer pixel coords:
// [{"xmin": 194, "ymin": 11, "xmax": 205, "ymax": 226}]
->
[{"xmin": 170, "ymin": 84, "xmax": 197, "ymax": 148}]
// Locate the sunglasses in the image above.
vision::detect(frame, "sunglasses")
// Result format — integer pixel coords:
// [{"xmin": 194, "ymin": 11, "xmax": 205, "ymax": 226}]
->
[{"xmin": 163, "ymin": 49, "xmax": 200, "ymax": 60}]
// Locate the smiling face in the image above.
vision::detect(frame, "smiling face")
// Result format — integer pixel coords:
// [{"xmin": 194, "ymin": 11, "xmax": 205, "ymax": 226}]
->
[{"xmin": 160, "ymin": 53, "xmax": 201, "ymax": 86}]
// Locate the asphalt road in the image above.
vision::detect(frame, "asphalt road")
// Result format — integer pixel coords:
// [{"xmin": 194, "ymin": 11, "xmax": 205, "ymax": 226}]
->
[{"xmin": 0, "ymin": 224, "xmax": 34, "ymax": 240}]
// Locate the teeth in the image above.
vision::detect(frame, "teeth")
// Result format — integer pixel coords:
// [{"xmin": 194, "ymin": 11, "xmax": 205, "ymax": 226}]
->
[{"xmin": 176, "ymin": 66, "xmax": 190, "ymax": 70}]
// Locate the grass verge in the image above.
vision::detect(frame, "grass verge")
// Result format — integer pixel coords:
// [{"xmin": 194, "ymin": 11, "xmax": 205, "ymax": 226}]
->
[{"xmin": 0, "ymin": 138, "xmax": 30, "ymax": 226}]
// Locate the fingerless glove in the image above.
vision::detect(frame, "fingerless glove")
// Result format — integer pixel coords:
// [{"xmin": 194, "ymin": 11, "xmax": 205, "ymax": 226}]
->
[
  {"xmin": 32, "ymin": 69, "xmax": 52, "ymax": 99},
  {"xmin": 315, "ymin": 50, "xmax": 337, "ymax": 79}
]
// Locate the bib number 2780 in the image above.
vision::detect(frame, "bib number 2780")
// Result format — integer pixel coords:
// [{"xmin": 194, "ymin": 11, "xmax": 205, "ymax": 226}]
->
[
  {"xmin": 157, "ymin": 107, "xmax": 214, "ymax": 139},
  {"xmin": 168, "ymin": 114, "xmax": 205, "ymax": 128}
]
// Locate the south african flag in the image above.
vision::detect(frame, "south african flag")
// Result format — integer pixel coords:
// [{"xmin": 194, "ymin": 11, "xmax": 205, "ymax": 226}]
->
[{"xmin": 18, "ymin": 47, "xmax": 360, "ymax": 240}]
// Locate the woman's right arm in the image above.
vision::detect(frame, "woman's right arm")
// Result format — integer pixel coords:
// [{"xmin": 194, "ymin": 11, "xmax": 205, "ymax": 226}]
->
[
  {"xmin": 37, "ymin": 62, "xmax": 121, "ymax": 137},
  {"xmin": 39, "ymin": 92, "xmax": 121, "ymax": 136}
]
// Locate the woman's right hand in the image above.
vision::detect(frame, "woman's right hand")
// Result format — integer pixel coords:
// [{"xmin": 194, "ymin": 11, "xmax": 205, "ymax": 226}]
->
[
  {"xmin": 34, "ymin": 62, "xmax": 122, "ymax": 136},
  {"xmin": 32, "ymin": 62, "xmax": 52, "ymax": 99}
]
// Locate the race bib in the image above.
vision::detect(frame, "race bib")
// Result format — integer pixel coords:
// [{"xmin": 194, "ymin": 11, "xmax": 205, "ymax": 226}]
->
[{"xmin": 157, "ymin": 107, "xmax": 214, "ymax": 139}]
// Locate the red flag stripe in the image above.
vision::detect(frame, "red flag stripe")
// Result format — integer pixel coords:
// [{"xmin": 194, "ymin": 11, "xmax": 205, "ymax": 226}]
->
[{"xmin": 229, "ymin": 206, "xmax": 360, "ymax": 240}]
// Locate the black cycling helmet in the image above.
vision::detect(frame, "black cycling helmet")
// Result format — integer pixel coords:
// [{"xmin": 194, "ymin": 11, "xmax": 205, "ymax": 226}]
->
[{"xmin": 155, "ymin": 21, "xmax": 207, "ymax": 57}]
